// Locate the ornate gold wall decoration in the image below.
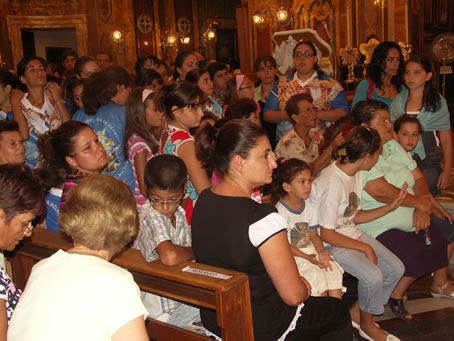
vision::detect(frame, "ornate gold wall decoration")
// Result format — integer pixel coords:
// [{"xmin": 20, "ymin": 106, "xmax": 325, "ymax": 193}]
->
[
  {"xmin": 9, "ymin": 0, "xmax": 80, "ymax": 15},
  {"xmin": 359, "ymin": 37, "xmax": 380, "ymax": 64}
]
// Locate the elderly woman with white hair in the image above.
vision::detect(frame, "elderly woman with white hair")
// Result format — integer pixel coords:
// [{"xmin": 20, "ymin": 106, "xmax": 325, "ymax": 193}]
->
[{"xmin": 8, "ymin": 175, "xmax": 148, "ymax": 341}]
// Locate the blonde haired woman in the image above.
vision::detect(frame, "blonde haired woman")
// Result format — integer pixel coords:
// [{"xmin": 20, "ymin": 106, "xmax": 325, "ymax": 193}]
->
[{"xmin": 8, "ymin": 176, "xmax": 148, "ymax": 341}]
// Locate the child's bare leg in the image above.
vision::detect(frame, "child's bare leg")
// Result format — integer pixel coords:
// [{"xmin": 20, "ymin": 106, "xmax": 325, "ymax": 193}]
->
[
  {"xmin": 319, "ymin": 290, "xmax": 328, "ymax": 297},
  {"xmin": 350, "ymin": 301, "xmax": 359, "ymax": 325}
]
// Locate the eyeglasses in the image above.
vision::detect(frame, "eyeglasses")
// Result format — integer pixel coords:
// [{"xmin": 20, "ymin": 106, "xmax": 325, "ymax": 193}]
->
[
  {"xmin": 294, "ymin": 51, "xmax": 315, "ymax": 59},
  {"xmin": 148, "ymin": 197, "xmax": 183, "ymax": 207},
  {"xmin": 15, "ymin": 217, "xmax": 34, "ymax": 233}
]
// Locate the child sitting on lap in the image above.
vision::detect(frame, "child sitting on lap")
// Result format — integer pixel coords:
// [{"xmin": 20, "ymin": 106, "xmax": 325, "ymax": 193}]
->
[
  {"xmin": 394, "ymin": 115, "xmax": 454, "ymax": 251},
  {"xmin": 271, "ymin": 158, "xmax": 345, "ymax": 298},
  {"xmin": 134, "ymin": 154, "xmax": 199, "ymax": 328}
]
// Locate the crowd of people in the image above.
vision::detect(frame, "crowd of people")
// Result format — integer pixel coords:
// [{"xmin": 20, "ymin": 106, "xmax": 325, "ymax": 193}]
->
[{"xmin": 0, "ymin": 40, "xmax": 452, "ymax": 341}]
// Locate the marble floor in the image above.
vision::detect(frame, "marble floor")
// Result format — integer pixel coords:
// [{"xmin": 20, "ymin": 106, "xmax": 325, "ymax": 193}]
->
[
  {"xmin": 370, "ymin": 268, "xmax": 454, "ymax": 340},
  {"xmin": 362, "ymin": 168, "xmax": 454, "ymax": 340}
]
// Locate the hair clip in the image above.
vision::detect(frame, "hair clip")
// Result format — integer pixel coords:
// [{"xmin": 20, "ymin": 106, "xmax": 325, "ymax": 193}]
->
[
  {"xmin": 337, "ymin": 148, "xmax": 347, "ymax": 157},
  {"xmin": 280, "ymin": 157, "xmax": 286, "ymax": 164},
  {"xmin": 142, "ymin": 89, "xmax": 153, "ymax": 103}
]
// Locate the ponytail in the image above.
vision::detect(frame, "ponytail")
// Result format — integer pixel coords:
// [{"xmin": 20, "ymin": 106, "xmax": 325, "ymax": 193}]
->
[
  {"xmin": 195, "ymin": 119, "xmax": 267, "ymax": 177},
  {"xmin": 333, "ymin": 126, "xmax": 381, "ymax": 164},
  {"xmin": 37, "ymin": 131, "xmax": 67, "ymax": 187},
  {"xmin": 195, "ymin": 123, "xmax": 219, "ymax": 176}
]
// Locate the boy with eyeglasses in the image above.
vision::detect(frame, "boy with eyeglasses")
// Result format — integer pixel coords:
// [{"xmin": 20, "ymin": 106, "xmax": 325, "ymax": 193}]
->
[{"xmin": 134, "ymin": 154, "xmax": 199, "ymax": 328}]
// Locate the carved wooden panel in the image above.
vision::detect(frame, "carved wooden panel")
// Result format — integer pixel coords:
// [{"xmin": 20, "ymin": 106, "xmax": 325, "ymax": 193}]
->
[{"xmin": 9, "ymin": 0, "xmax": 81, "ymax": 15}]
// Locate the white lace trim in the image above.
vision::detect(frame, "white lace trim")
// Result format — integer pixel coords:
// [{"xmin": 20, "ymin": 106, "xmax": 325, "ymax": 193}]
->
[
  {"xmin": 202, "ymin": 327, "xmax": 222, "ymax": 340},
  {"xmin": 201, "ymin": 301, "xmax": 305, "ymax": 341},
  {"xmin": 277, "ymin": 302, "xmax": 305, "ymax": 341}
]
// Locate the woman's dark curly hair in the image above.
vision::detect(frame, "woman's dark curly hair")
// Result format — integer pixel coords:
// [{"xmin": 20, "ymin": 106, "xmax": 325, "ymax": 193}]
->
[
  {"xmin": 38, "ymin": 121, "xmax": 92, "ymax": 187},
  {"xmin": 367, "ymin": 41, "xmax": 404, "ymax": 91},
  {"xmin": 271, "ymin": 158, "xmax": 312, "ymax": 205}
]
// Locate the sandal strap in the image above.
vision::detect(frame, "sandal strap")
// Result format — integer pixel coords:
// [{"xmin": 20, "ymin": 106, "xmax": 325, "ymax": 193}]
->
[
  {"xmin": 388, "ymin": 298, "xmax": 411, "ymax": 319},
  {"xmin": 432, "ymin": 281, "xmax": 449, "ymax": 294}
]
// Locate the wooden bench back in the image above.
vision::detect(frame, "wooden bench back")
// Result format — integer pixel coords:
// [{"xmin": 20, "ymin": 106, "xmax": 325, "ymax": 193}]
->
[{"xmin": 8, "ymin": 229, "xmax": 254, "ymax": 341}]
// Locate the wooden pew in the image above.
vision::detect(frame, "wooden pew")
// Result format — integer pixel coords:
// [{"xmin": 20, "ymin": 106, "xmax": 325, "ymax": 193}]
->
[{"xmin": 7, "ymin": 229, "xmax": 254, "ymax": 341}]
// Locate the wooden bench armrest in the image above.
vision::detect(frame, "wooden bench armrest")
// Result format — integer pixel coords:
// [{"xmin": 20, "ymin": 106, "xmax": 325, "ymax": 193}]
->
[{"xmin": 9, "ymin": 229, "xmax": 254, "ymax": 341}]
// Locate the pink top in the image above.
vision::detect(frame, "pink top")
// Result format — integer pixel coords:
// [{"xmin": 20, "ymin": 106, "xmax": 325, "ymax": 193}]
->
[{"xmin": 127, "ymin": 134, "xmax": 155, "ymax": 207}]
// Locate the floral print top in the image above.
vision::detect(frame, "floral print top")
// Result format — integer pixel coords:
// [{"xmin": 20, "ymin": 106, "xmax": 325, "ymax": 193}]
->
[
  {"xmin": 160, "ymin": 125, "xmax": 197, "ymax": 225},
  {"xmin": 21, "ymin": 94, "xmax": 62, "ymax": 168},
  {"xmin": 275, "ymin": 128, "xmax": 323, "ymax": 163},
  {"xmin": 264, "ymin": 73, "xmax": 348, "ymax": 142},
  {"xmin": 0, "ymin": 267, "xmax": 21, "ymax": 323}
]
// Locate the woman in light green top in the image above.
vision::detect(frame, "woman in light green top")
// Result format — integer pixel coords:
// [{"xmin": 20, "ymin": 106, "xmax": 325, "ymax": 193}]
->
[{"xmin": 352, "ymin": 99, "xmax": 454, "ymax": 322}]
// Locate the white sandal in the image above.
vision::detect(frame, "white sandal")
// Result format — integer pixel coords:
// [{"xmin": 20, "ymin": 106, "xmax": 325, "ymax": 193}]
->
[
  {"xmin": 358, "ymin": 328, "xmax": 401, "ymax": 341},
  {"xmin": 351, "ymin": 321, "xmax": 379, "ymax": 330},
  {"xmin": 431, "ymin": 282, "xmax": 454, "ymax": 299}
]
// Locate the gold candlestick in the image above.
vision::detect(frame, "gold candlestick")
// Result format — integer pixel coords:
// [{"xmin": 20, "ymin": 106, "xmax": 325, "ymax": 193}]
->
[{"xmin": 340, "ymin": 46, "xmax": 359, "ymax": 84}]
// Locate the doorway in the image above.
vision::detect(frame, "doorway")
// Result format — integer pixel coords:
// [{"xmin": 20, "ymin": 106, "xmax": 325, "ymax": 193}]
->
[
  {"xmin": 21, "ymin": 28, "xmax": 77, "ymax": 64},
  {"xmin": 7, "ymin": 14, "xmax": 88, "ymax": 68}
]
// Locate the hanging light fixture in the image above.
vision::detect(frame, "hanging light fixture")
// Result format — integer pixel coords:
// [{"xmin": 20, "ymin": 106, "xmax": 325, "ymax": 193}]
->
[
  {"xmin": 206, "ymin": 29, "xmax": 216, "ymax": 40},
  {"xmin": 276, "ymin": 7, "xmax": 288, "ymax": 22},
  {"xmin": 252, "ymin": 12, "xmax": 264, "ymax": 24},
  {"xmin": 112, "ymin": 31, "xmax": 122, "ymax": 41},
  {"xmin": 181, "ymin": 36, "xmax": 191, "ymax": 44},
  {"xmin": 252, "ymin": 4, "xmax": 292, "ymax": 28},
  {"xmin": 166, "ymin": 34, "xmax": 177, "ymax": 46}
]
